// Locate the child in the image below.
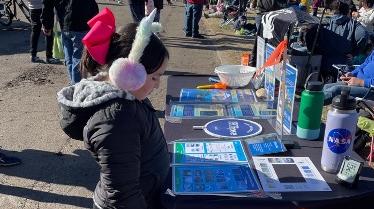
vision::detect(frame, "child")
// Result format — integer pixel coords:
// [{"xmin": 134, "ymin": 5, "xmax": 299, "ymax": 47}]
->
[{"xmin": 57, "ymin": 8, "xmax": 170, "ymax": 209}]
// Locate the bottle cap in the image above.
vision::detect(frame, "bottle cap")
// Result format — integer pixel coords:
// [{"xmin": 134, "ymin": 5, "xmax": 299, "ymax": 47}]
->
[
  {"xmin": 332, "ymin": 88, "xmax": 356, "ymax": 110},
  {"xmin": 306, "ymin": 81, "xmax": 323, "ymax": 91}
]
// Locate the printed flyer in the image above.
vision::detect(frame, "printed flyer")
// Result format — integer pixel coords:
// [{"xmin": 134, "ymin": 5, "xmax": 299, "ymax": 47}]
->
[
  {"xmin": 227, "ymin": 103, "xmax": 276, "ymax": 118},
  {"xmin": 173, "ymin": 164, "xmax": 260, "ymax": 194},
  {"xmin": 253, "ymin": 157, "xmax": 331, "ymax": 192},
  {"xmin": 179, "ymin": 89, "xmax": 255, "ymax": 103},
  {"xmin": 276, "ymin": 63, "xmax": 298, "ymax": 134},
  {"xmin": 172, "ymin": 139, "xmax": 262, "ymax": 194},
  {"xmin": 264, "ymin": 44, "xmax": 276, "ymax": 100},
  {"xmin": 256, "ymin": 36, "xmax": 265, "ymax": 69},
  {"xmin": 170, "ymin": 104, "xmax": 226, "ymax": 117},
  {"xmin": 246, "ymin": 134, "xmax": 287, "ymax": 156},
  {"xmin": 173, "ymin": 140, "xmax": 247, "ymax": 164},
  {"xmin": 170, "ymin": 103, "xmax": 276, "ymax": 119}
]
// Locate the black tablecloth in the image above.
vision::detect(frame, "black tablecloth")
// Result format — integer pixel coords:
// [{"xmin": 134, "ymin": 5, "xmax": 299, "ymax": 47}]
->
[{"xmin": 161, "ymin": 75, "xmax": 374, "ymax": 209}]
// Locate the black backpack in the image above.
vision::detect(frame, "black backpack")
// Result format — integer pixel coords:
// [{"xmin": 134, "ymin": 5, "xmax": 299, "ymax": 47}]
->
[{"xmin": 257, "ymin": 0, "xmax": 288, "ymax": 13}]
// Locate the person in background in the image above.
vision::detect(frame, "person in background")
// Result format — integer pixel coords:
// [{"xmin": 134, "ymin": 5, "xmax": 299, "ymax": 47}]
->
[
  {"xmin": 61, "ymin": 0, "xmax": 98, "ymax": 85},
  {"xmin": 312, "ymin": 0, "xmax": 323, "ymax": 16},
  {"xmin": 352, "ymin": 0, "xmax": 374, "ymax": 33},
  {"xmin": 248, "ymin": 0, "xmax": 288, "ymax": 67},
  {"xmin": 308, "ymin": 0, "xmax": 368, "ymax": 81},
  {"xmin": 349, "ymin": 0, "xmax": 358, "ymax": 17},
  {"xmin": 57, "ymin": 9, "xmax": 170, "ymax": 209},
  {"xmin": 41, "ymin": 0, "xmax": 67, "ymax": 37},
  {"xmin": 184, "ymin": 0, "xmax": 208, "ymax": 38},
  {"xmin": 0, "ymin": 151, "xmax": 21, "ymax": 166},
  {"xmin": 203, "ymin": 0, "xmax": 224, "ymax": 18},
  {"xmin": 129, "ymin": 0, "xmax": 146, "ymax": 22},
  {"xmin": 27, "ymin": 0, "xmax": 60, "ymax": 64},
  {"xmin": 350, "ymin": 38, "xmax": 374, "ymax": 65},
  {"xmin": 323, "ymin": 49, "xmax": 374, "ymax": 103},
  {"xmin": 153, "ymin": 0, "xmax": 164, "ymax": 22}
]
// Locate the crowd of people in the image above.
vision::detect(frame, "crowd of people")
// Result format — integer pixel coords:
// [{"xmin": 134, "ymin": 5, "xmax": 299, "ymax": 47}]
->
[{"xmin": 3, "ymin": 0, "xmax": 374, "ymax": 208}]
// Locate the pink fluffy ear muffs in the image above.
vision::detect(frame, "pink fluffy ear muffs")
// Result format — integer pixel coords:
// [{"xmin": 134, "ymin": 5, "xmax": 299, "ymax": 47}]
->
[
  {"xmin": 109, "ymin": 58, "xmax": 147, "ymax": 91},
  {"xmin": 108, "ymin": 9, "xmax": 163, "ymax": 91}
]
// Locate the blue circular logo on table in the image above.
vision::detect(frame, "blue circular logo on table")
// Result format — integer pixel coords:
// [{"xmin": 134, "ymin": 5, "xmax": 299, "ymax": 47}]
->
[
  {"xmin": 204, "ymin": 118, "xmax": 262, "ymax": 138},
  {"xmin": 327, "ymin": 128, "xmax": 352, "ymax": 154}
]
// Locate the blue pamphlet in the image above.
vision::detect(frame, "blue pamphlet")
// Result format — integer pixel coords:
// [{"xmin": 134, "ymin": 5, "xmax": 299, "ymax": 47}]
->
[
  {"xmin": 248, "ymin": 140, "xmax": 285, "ymax": 156},
  {"xmin": 170, "ymin": 103, "xmax": 276, "ymax": 119},
  {"xmin": 179, "ymin": 89, "xmax": 255, "ymax": 103},
  {"xmin": 173, "ymin": 164, "xmax": 260, "ymax": 194},
  {"xmin": 226, "ymin": 104, "xmax": 254, "ymax": 117},
  {"xmin": 173, "ymin": 140, "xmax": 247, "ymax": 164},
  {"xmin": 172, "ymin": 139, "xmax": 261, "ymax": 195},
  {"xmin": 246, "ymin": 134, "xmax": 287, "ymax": 156},
  {"xmin": 170, "ymin": 104, "xmax": 226, "ymax": 117},
  {"xmin": 226, "ymin": 104, "xmax": 276, "ymax": 118}
]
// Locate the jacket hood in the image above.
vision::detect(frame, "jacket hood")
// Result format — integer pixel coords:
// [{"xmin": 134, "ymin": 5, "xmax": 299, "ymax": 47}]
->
[
  {"xmin": 57, "ymin": 78, "xmax": 136, "ymax": 140},
  {"xmin": 57, "ymin": 79, "xmax": 135, "ymax": 109},
  {"xmin": 332, "ymin": 15, "xmax": 350, "ymax": 25}
]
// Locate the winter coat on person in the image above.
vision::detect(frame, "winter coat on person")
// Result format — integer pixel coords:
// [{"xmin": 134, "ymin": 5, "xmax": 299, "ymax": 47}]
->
[
  {"xmin": 357, "ymin": 6, "xmax": 374, "ymax": 32},
  {"xmin": 324, "ymin": 15, "xmax": 368, "ymax": 67},
  {"xmin": 62, "ymin": 0, "xmax": 99, "ymax": 31},
  {"xmin": 57, "ymin": 79, "xmax": 170, "ymax": 209},
  {"xmin": 42, "ymin": 0, "xmax": 98, "ymax": 32},
  {"xmin": 41, "ymin": 0, "xmax": 67, "ymax": 30},
  {"xmin": 307, "ymin": 14, "xmax": 368, "ymax": 76},
  {"xmin": 153, "ymin": 0, "xmax": 164, "ymax": 10},
  {"xmin": 351, "ymin": 50, "xmax": 374, "ymax": 87},
  {"xmin": 256, "ymin": 0, "xmax": 288, "ymax": 14},
  {"xmin": 27, "ymin": 0, "xmax": 43, "ymax": 10}
]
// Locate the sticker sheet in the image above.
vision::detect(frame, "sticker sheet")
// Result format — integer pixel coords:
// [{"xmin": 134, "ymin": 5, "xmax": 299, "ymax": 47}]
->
[{"xmin": 253, "ymin": 157, "xmax": 331, "ymax": 192}]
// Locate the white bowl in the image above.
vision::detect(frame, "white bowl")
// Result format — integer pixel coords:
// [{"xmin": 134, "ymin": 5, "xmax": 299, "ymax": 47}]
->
[{"xmin": 214, "ymin": 65, "xmax": 256, "ymax": 88}]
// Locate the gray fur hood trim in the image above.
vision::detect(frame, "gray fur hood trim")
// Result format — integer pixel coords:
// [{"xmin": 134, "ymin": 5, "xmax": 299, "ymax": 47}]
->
[{"xmin": 57, "ymin": 79, "xmax": 135, "ymax": 109}]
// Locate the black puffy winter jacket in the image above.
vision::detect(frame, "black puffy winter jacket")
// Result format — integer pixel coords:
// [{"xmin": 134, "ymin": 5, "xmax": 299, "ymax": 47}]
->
[{"xmin": 57, "ymin": 79, "xmax": 170, "ymax": 209}]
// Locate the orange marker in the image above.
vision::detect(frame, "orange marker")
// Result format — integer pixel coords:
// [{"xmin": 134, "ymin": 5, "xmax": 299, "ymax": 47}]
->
[{"xmin": 196, "ymin": 82, "xmax": 227, "ymax": 89}]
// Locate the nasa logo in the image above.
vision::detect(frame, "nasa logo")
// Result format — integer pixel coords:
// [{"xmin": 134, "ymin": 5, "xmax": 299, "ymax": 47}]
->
[{"xmin": 327, "ymin": 129, "xmax": 352, "ymax": 154}]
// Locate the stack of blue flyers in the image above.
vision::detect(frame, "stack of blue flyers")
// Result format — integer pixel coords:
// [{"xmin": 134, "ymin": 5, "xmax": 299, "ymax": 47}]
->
[
  {"xmin": 172, "ymin": 140, "xmax": 261, "ymax": 195},
  {"xmin": 226, "ymin": 103, "xmax": 276, "ymax": 118},
  {"xmin": 170, "ymin": 104, "xmax": 227, "ymax": 118},
  {"xmin": 169, "ymin": 103, "xmax": 276, "ymax": 119},
  {"xmin": 179, "ymin": 89, "xmax": 255, "ymax": 103}
]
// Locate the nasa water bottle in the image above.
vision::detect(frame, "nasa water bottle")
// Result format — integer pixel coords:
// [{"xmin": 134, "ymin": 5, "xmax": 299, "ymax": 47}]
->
[{"xmin": 321, "ymin": 88, "xmax": 358, "ymax": 173}]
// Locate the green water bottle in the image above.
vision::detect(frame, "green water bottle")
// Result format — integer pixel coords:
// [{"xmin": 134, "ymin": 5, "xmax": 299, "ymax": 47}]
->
[{"xmin": 296, "ymin": 80, "xmax": 324, "ymax": 140}]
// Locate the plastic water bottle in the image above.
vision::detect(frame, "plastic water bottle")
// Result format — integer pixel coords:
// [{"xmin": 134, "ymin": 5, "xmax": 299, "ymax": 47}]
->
[
  {"xmin": 297, "ymin": 81, "xmax": 324, "ymax": 140},
  {"xmin": 321, "ymin": 89, "xmax": 358, "ymax": 173}
]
